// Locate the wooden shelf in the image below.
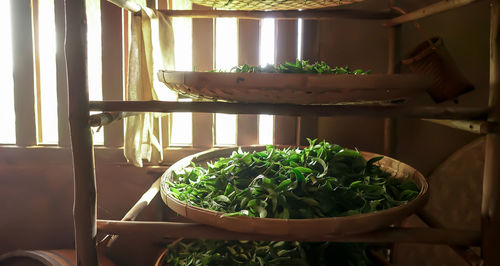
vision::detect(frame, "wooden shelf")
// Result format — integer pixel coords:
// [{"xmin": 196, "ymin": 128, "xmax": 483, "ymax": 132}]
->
[
  {"xmin": 89, "ymin": 101, "xmax": 489, "ymax": 120},
  {"xmin": 97, "ymin": 219, "xmax": 480, "ymax": 246}
]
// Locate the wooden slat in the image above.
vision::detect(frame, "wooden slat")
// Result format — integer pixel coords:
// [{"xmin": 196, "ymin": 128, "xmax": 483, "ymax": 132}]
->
[
  {"xmin": 384, "ymin": 25, "xmax": 401, "ymax": 157},
  {"xmin": 385, "ymin": 0, "xmax": 479, "ymax": 27},
  {"xmin": 158, "ymin": 9, "xmax": 396, "ymax": 20},
  {"xmin": 65, "ymin": 0, "xmax": 99, "ymax": 265},
  {"xmin": 274, "ymin": 20, "xmax": 298, "ymax": 146},
  {"xmin": 97, "ymin": 220, "xmax": 481, "ymax": 246},
  {"xmin": 482, "ymin": 1, "xmax": 500, "ymax": 264},
  {"xmin": 89, "ymin": 101, "xmax": 489, "ymax": 120},
  {"xmin": 101, "ymin": 0, "xmax": 124, "ymax": 148},
  {"xmin": 237, "ymin": 19, "xmax": 259, "ymax": 146},
  {"xmin": 54, "ymin": 0, "xmax": 71, "ymax": 147},
  {"xmin": 192, "ymin": 4, "xmax": 214, "ymax": 148},
  {"xmin": 11, "ymin": 0, "xmax": 37, "ymax": 146},
  {"xmin": 297, "ymin": 20, "xmax": 319, "ymax": 145}
]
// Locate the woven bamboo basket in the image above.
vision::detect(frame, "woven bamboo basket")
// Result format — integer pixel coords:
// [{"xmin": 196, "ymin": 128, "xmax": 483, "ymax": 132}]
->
[
  {"xmin": 157, "ymin": 71, "xmax": 431, "ymax": 104},
  {"xmin": 160, "ymin": 146, "xmax": 429, "ymax": 237},
  {"xmin": 190, "ymin": 0, "xmax": 363, "ymax": 11}
]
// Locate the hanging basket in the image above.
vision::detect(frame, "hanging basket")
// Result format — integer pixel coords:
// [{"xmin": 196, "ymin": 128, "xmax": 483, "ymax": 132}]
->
[
  {"xmin": 402, "ymin": 37, "xmax": 474, "ymax": 103},
  {"xmin": 190, "ymin": 0, "xmax": 363, "ymax": 11},
  {"xmin": 160, "ymin": 146, "xmax": 429, "ymax": 238}
]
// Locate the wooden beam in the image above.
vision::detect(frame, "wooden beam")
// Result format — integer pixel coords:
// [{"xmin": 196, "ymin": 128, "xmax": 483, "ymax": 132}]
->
[
  {"xmin": 97, "ymin": 220, "xmax": 480, "ymax": 246},
  {"xmin": 101, "ymin": 0, "xmax": 125, "ymax": 148},
  {"xmin": 482, "ymin": 1, "xmax": 500, "ymax": 264},
  {"xmin": 158, "ymin": 9, "xmax": 396, "ymax": 20},
  {"xmin": 385, "ymin": 0, "xmax": 479, "ymax": 27},
  {"xmin": 65, "ymin": 0, "xmax": 99, "ymax": 265},
  {"xmin": 88, "ymin": 101, "xmax": 489, "ymax": 120},
  {"xmin": 422, "ymin": 119, "xmax": 495, "ymax": 134},
  {"xmin": 11, "ymin": 0, "xmax": 37, "ymax": 146}
]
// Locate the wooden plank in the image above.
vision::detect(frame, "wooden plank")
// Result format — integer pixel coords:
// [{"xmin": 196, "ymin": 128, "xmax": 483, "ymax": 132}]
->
[
  {"xmin": 157, "ymin": 9, "xmax": 396, "ymax": 20},
  {"xmin": 274, "ymin": 20, "xmax": 298, "ymax": 146},
  {"xmin": 65, "ymin": 0, "xmax": 99, "ymax": 265},
  {"xmin": 101, "ymin": 0, "xmax": 124, "ymax": 148},
  {"xmin": 88, "ymin": 101, "xmax": 489, "ymax": 120},
  {"xmin": 97, "ymin": 220, "xmax": 481, "ymax": 246},
  {"xmin": 482, "ymin": 1, "xmax": 500, "ymax": 264},
  {"xmin": 236, "ymin": 19, "xmax": 259, "ymax": 146},
  {"xmin": 385, "ymin": 0, "xmax": 479, "ymax": 27},
  {"xmin": 192, "ymin": 4, "xmax": 214, "ymax": 148},
  {"xmin": 54, "ymin": 0, "xmax": 71, "ymax": 147},
  {"xmin": 11, "ymin": 0, "xmax": 37, "ymax": 146}
]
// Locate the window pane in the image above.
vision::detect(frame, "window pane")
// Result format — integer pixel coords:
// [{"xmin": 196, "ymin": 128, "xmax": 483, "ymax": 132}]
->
[
  {"xmin": 259, "ymin": 115, "xmax": 274, "ymax": 145},
  {"xmin": 259, "ymin": 19, "xmax": 275, "ymax": 145},
  {"xmin": 215, "ymin": 114, "xmax": 237, "ymax": 146},
  {"xmin": 0, "ymin": 0, "xmax": 15, "ymax": 144},
  {"xmin": 297, "ymin": 18, "xmax": 303, "ymax": 60},
  {"xmin": 38, "ymin": 0, "xmax": 58, "ymax": 144},
  {"xmin": 170, "ymin": 99, "xmax": 192, "ymax": 145},
  {"xmin": 215, "ymin": 18, "xmax": 237, "ymax": 146},
  {"xmin": 86, "ymin": 0, "xmax": 104, "ymax": 145},
  {"xmin": 259, "ymin": 18, "xmax": 275, "ymax": 67}
]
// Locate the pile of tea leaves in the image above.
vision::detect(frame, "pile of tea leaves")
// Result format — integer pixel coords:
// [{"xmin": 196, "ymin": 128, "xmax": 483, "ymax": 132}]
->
[
  {"xmin": 226, "ymin": 59, "xmax": 371, "ymax": 75},
  {"xmin": 161, "ymin": 240, "xmax": 381, "ymax": 266},
  {"xmin": 166, "ymin": 139, "xmax": 419, "ymax": 219}
]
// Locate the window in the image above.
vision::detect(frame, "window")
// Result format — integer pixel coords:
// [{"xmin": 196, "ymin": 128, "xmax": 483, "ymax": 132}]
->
[{"xmin": 0, "ymin": 0, "xmax": 15, "ymax": 144}]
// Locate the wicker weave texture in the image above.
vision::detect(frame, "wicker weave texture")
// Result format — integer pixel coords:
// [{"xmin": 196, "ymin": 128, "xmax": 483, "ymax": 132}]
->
[{"xmin": 191, "ymin": 0, "xmax": 363, "ymax": 11}]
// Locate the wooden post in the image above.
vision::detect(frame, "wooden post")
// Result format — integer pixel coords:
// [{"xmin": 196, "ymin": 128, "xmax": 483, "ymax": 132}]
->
[
  {"xmin": 482, "ymin": 1, "xmax": 500, "ymax": 265},
  {"xmin": 384, "ymin": 24, "xmax": 401, "ymax": 157},
  {"xmin": 65, "ymin": 0, "xmax": 99, "ymax": 265}
]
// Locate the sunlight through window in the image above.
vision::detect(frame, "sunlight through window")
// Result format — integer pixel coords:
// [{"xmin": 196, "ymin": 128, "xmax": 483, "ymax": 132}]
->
[
  {"xmin": 170, "ymin": 0, "xmax": 193, "ymax": 146},
  {"xmin": 297, "ymin": 18, "xmax": 303, "ymax": 60},
  {"xmin": 215, "ymin": 18, "xmax": 238, "ymax": 146},
  {"xmin": 258, "ymin": 19, "xmax": 275, "ymax": 145},
  {"xmin": 86, "ymin": 0, "xmax": 104, "ymax": 145},
  {"xmin": 0, "ymin": 0, "xmax": 15, "ymax": 144},
  {"xmin": 38, "ymin": 0, "xmax": 58, "ymax": 144}
]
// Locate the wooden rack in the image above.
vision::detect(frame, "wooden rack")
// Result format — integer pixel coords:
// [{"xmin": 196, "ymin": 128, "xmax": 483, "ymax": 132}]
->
[{"xmin": 65, "ymin": 0, "xmax": 500, "ymax": 265}]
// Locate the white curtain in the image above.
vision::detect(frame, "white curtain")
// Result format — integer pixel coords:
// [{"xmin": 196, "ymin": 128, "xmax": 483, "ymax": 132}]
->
[{"xmin": 124, "ymin": 6, "xmax": 175, "ymax": 167}]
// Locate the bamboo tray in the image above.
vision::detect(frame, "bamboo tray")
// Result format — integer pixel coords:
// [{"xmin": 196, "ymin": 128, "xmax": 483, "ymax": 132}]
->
[
  {"xmin": 157, "ymin": 71, "xmax": 431, "ymax": 104},
  {"xmin": 189, "ymin": 0, "xmax": 363, "ymax": 11},
  {"xmin": 160, "ymin": 146, "xmax": 429, "ymax": 238}
]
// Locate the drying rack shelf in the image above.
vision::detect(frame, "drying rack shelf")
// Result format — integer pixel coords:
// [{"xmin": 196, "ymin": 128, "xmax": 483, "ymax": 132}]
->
[{"xmin": 64, "ymin": 0, "xmax": 500, "ymax": 265}]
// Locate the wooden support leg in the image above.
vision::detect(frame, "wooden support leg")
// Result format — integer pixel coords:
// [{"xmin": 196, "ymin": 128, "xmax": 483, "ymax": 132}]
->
[
  {"xmin": 482, "ymin": 1, "xmax": 500, "ymax": 265},
  {"xmin": 65, "ymin": 0, "xmax": 99, "ymax": 265}
]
